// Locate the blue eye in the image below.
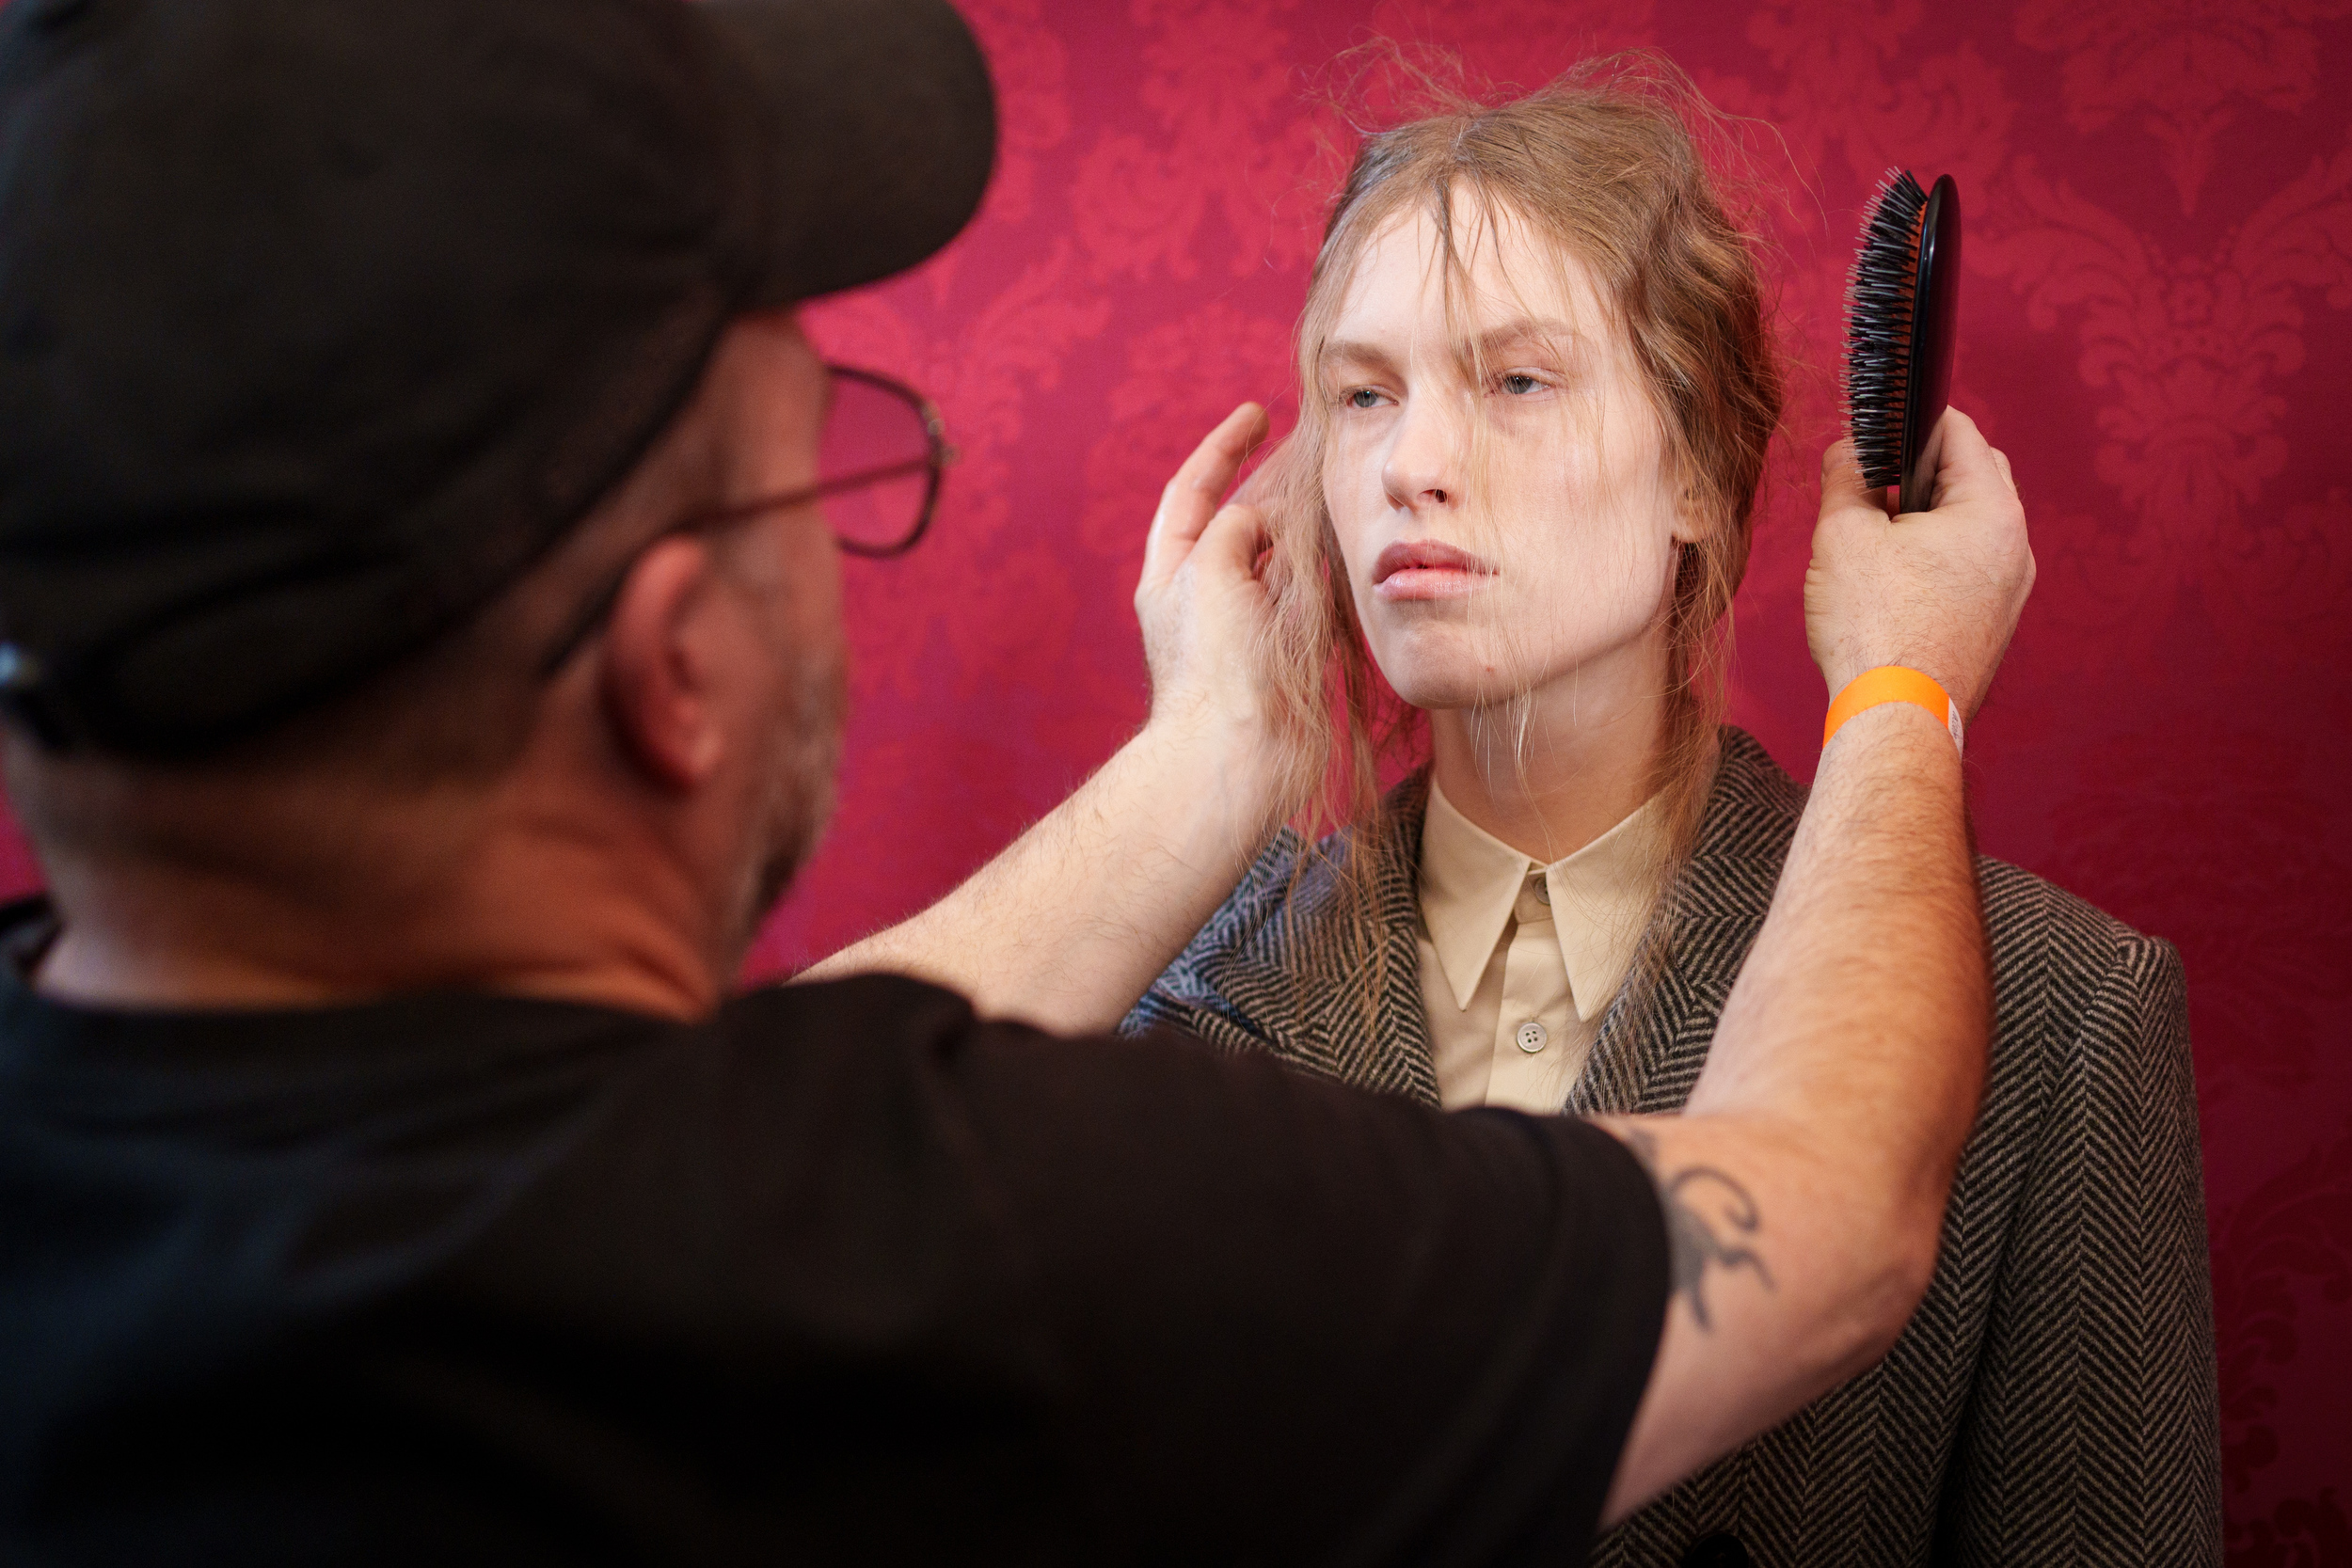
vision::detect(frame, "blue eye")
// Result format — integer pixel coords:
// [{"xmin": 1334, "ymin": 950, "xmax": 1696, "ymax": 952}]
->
[
  {"xmin": 1501, "ymin": 373, "xmax": 1542, "ymax": 396},
  {"xmin": 1346, "ymin": 388, "xmax": 1383, "ymax": 409}
]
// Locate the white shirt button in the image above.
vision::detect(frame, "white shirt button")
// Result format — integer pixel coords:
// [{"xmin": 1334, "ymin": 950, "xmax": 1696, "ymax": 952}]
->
[
  {"xmin": 1531, "ymin": 875, "xmax": 1550, "ymax": 906},
  {"xmin": 1515, "ymin": 1019, "xmax": 1549, "ymax": 1053}
]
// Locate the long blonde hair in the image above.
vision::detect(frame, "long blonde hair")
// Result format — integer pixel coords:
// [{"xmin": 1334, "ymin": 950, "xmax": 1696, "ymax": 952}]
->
[{"xmin": 1249, "ymin": 54, "xmax": 1785, "ymax": 989}]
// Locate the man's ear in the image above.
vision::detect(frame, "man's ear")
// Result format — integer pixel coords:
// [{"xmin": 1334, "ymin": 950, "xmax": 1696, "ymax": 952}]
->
[{"xmin": 600, "ymin": 536, "xmax": 729, "ymax": 790}]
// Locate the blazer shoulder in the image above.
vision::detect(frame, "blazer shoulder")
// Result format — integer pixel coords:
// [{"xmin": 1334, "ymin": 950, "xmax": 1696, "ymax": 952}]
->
[
  {"xmin": 1674, "ymin": 733, "xmax": 2186, "ymax": 1057},
  {"xmin": 1974, "ymin": 855, "xmax": 2190, "ymax": 1106},
  {"xmin": 1708, "ymin": 729, "xmax": 2181, "ymax": 998},
  {"xmin": 1977, "ymin": 855, "xmax": 2182, "ymax": 983}
]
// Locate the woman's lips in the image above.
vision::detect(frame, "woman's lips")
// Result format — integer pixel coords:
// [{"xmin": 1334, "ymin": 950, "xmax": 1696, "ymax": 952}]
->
[{"xmin": 1372, "ymin": 539, "xmax": 1497, "ymax": 601}]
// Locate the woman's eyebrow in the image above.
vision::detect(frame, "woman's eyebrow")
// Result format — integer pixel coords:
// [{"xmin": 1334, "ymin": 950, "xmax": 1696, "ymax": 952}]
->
[
  {"xmin": 1318, "ymin": 338, "xmax": 1398, "ymax": 373},
  {"xmin": 1319, "ymin": 318, "xmax": 1589, "ymax": 373},
  {"xmin": 1467, "ymin": 316, "xmax": 1588, "ymax": 358}
]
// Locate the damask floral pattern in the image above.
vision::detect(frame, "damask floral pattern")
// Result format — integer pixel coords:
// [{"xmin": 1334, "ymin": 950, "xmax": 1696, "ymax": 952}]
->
[
  {"xmin": 1978, "ymin": 145, "xmax": 2352, "ymax": 643},
  {"xmin": 1070, "ymin": 0, "xmax": 1327, "ymax": 280},
  {"xmin": 0, "ymin": 0, "xmax": 2344, "ymax": 1553},
  {"xmin": 2210, "ymin": 1122, "xmax": 2352, "ymax": 1560},
  {"xmin": 2016, "ymin": 0, "xmax": 2352, "ymax": 214}
]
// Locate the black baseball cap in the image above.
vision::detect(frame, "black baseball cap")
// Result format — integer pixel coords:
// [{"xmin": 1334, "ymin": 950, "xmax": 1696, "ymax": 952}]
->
[{"xmin": 0, "ymin": 0, "xmax": 995, "ymax": 755}]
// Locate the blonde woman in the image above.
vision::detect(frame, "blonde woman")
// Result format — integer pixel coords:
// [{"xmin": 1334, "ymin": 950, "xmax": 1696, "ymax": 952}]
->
[{"xmin": 1104, "ymin": 71, "xmax": 2218, "ymax": 1567}]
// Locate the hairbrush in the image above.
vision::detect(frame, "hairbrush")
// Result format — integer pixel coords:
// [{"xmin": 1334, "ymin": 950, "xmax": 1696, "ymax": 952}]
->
[{"xmin": 1844, "ymin": 169, "xmax": 1962, "ymax": 514}]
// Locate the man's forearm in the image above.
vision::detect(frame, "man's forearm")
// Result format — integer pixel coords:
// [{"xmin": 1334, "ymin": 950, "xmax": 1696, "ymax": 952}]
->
[
  {"xmin": 1654, "ymin": 698, "xmax": 1988, "ymax": 1345},
  {"xmin": 1599, "ymin": 701, "xmax": 1990, "ymax": 1516},
  {"xmin": 798, "ymin": 715, "xmax": 1279, "ymax": 1034},
  {"xmin": 1690, "ymin": 699, "xmax": 1987, "ymax": 1208}
]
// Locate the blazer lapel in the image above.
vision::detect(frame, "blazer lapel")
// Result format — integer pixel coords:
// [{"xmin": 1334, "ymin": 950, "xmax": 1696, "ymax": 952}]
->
[
  {"xmin": 1567, "ymin": 732, "xmax": 1806, "ymax": 1117},
  {"xmin": 1202, "ymin": 781, "xmax": 1444, "ymax": 1108}
]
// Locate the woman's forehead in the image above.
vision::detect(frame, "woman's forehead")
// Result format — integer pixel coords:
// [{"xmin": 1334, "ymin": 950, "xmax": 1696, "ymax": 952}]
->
[{"xmin": 1327, "ymin": 198, "xmax": 1610, "ymax": 353}]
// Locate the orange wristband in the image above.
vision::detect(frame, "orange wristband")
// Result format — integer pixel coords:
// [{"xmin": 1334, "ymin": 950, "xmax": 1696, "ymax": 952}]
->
[{"xmin": 1823, "ymin": 666, "xmax": 1963, "ymax": 755}]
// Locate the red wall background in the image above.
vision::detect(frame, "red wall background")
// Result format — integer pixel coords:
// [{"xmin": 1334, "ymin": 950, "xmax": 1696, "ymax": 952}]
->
[{"xmin": 6, "ymin": 0, "xmax": 2347, "ymax": 1554}]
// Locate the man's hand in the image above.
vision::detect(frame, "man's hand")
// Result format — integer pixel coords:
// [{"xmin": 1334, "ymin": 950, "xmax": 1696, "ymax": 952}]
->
[
  {"xmin": 1136, "ymin": 403, "xmax": 1278, "ymax": 752},
  {"xmin": 801, "ymin": 403, "xmax": 1291, "ymax": 1032},
  {"xmin": 1805, "ymin": 408, "xmax": 2034, "ymax": 721}
]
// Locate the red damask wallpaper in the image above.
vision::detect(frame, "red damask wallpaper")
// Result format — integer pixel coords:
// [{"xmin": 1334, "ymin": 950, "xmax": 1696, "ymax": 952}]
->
[{"xmin": 1, "ymin": 0, "xmax": 2344, "ymax": 1555}]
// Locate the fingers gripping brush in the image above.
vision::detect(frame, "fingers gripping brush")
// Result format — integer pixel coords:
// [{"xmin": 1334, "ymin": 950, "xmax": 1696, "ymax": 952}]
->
[{"xmin": 1845, "ymin": 170, "xmax": 1963, "ymax": 513}]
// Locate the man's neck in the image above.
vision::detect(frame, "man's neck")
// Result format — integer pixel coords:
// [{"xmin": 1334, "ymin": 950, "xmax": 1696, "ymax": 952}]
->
[
  {"xmin": 31, "ymin": 810, "xmax": 728, "ymax": 1020},
  {"xmin": 1425, "ymin": 635, "xmax": 1671, "ymax": 864}
]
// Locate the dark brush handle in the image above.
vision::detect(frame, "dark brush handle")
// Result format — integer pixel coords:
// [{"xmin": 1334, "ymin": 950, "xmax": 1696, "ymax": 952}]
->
[{"xmin": 1899, "ymin": 175, "xmax": 1962, "ymax": 515}]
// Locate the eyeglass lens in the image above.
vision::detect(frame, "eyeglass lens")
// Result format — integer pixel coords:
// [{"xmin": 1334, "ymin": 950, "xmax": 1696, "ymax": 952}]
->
[{"xmin": 820, "ymin": 372, "xmax": 935, "ymax": 553}]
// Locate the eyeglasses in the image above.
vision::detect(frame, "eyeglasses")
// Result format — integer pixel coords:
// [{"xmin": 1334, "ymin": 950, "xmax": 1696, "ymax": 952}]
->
[
  {"xmin": 537, "ymin": 363, "xmax": 953, "ymax": 677},
  {"xmin": 687, "ymin": 364, "xmax": 954, "ymax": 558}
]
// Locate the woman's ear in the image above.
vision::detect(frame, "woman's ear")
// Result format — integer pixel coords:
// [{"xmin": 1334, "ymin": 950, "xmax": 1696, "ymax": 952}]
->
[
  {"xmin": 599, "ymin": 536, "xmax": 729, "ymax": 791},
  {"xmin": 1668, "ymin": 467, "xmax": 1713, "ymax": 546}
]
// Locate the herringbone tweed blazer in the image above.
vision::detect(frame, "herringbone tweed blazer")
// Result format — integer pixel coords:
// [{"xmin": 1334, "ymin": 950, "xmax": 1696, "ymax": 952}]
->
[{"xmin": 1127, "ymin": 728, "xmax": 2220, "ymax": 1567}]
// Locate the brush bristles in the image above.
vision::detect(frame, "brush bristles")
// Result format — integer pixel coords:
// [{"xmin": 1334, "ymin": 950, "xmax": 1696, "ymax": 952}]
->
[{"xmin": 1844, "ymin": 167, "xmax": 1928, "ymax": 490}]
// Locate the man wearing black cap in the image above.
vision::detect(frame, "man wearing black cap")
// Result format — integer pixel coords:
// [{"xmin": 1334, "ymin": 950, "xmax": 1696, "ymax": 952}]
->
[{"xmin": 0, "ymin": 0, "xmax": 2034, "ymax": 1562}]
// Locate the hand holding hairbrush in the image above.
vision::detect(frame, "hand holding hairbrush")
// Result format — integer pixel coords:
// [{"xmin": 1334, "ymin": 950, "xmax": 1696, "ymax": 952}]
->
[{"xmin": 1845, "ymin": 169, "xmax": 1962, "ymax": 515}]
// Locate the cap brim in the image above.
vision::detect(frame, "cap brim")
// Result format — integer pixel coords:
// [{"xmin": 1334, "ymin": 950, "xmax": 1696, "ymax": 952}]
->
[{"xmin": 701, "ymin": 0, "xmax": 997, "ymax": 308}]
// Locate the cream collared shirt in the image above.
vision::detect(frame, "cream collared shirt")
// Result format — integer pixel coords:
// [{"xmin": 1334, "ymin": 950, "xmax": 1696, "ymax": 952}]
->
[{"xmin": 1415, "ymin": 781, "xmax": 1661, "ymax": 1113}]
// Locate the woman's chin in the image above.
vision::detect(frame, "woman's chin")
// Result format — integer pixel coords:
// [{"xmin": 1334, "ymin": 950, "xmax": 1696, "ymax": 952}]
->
[
  {"xmin": 1378, "ymin": 660, "xmax": 1544, "ymax": 713},
  {"xmin": 1371, "ymin": 611, "xmax": 1665, "ymax": 715}
]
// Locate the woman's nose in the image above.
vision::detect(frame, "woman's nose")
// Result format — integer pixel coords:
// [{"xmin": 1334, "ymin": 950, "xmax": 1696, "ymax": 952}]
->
[{"xmin": 1381, "ymin": 393, "xmax": 1463, "ymax": 512}]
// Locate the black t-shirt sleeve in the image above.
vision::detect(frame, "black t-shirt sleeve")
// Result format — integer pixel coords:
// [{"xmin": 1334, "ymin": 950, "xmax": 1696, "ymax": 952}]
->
[{"xmin": 937, "ymin": 1000, "xmax": 1670, "ymax": 1565}]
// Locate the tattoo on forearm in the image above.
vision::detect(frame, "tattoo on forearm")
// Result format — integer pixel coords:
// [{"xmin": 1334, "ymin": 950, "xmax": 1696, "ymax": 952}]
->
[{"xmin": 1625, "ymin": 1129, "xmax": 1772, "ymax": 1330}]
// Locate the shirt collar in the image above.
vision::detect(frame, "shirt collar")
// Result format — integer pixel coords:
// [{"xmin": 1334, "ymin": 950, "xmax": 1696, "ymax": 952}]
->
[{"xmin": 1417, "ymin": 780, "xmax": 1663, "ymax": 1022}]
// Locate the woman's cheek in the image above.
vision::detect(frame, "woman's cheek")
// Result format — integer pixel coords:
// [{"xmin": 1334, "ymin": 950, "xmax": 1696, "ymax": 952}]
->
[{"xmin": 1322, "ymin": 486, "xmax": 1373, "ymax": 581}]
